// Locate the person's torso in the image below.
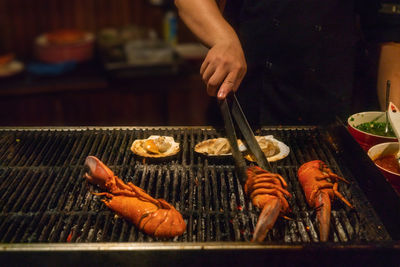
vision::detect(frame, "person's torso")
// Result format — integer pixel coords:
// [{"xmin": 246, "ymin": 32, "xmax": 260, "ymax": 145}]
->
[
  {"xmin": 227, "ymin": 0, "xmax": 356, "ymax": 124},
  {"xmin": 236, "ymin": 0, "xmax": 355, "ymax": 68}
]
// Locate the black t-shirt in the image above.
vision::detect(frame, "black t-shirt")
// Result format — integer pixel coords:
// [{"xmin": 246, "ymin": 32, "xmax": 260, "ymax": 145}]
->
[{"xmin": 221, "ymin": 0, "xmax": 368, "ymax": 125}]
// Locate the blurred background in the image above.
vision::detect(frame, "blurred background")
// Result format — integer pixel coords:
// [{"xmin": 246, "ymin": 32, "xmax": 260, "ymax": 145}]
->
[{"xmin": 0, "ymin": 0, "xmax": 399, "ymax": 126}]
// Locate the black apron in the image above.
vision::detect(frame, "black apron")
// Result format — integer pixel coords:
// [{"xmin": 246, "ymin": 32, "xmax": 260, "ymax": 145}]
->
[{"xmin": 227, "ymin": 0, "xmax": 356, "ymax": 126}]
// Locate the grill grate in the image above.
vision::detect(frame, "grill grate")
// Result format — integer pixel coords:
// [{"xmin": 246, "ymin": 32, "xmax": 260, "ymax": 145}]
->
[{"xmin": 0, "ymin": 127, "xmax": 391, "ymax": 243}]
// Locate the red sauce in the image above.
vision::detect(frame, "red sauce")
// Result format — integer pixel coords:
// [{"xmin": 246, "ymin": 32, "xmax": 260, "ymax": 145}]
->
[{"xmin": 374, "ymin": 155, "xmax": 400, "ymax": 175}]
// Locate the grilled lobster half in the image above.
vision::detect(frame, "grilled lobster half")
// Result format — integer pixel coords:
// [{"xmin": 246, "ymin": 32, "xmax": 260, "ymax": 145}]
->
[
  {"xmin": 297, "ymin": 160, "xmax": 353, "ymax": 242},
  {"xmin": 245, "ymin": 166, "xmax": 292, "ymax": 242},
  {"xmin": 84, "ymin": 156, "xmax": 186, "ymax": 238}
]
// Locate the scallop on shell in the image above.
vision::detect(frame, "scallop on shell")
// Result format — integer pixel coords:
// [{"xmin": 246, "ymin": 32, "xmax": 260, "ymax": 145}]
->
[
  {"xmin": 194, "ymin": 138, "xmax": 243, "ymax": 156},
  {"xmin": 240, "ymin": 135, "xmax": 290, "ymax": 162},
  {"xmin": 130, "ymin": 135, "xmax": 180, "ymax": 158}
]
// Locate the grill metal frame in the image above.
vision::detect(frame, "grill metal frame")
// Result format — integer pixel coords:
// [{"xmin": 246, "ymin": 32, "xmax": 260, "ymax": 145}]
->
[
  {"xmin": 2, "ymin": 242, "xmax": 400, "ymax": 266},
  {"xmin": 1, "ymin": 123, "xmax": 400, "ymax": 264}
]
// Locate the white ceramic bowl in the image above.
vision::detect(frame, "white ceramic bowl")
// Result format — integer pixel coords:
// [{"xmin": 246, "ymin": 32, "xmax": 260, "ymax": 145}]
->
[{"xmin": 367, "ymin": 142, "xmax": 400, "ymax": 193}]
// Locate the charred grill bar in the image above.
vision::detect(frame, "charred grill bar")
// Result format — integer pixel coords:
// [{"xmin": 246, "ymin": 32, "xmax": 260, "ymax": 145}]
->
[{"xmin": 1, "ymin": 124, "xmax": 400, "ymax": 265}]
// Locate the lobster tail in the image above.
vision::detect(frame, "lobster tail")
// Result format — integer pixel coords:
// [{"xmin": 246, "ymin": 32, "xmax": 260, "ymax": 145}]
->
[
  {"xmin": 245, "ymin": 166, "xmax": 291, "ymax": 242},
  {"xmin": 298, "ymin": 160, "xmax": 352, "ymax": 242},
  {"xmin": 315, "ymin": 191, "xmax": 331, "ymax": 242},
  {"xmin": 143, "ymin": 208, "xmax": 187, "ymax": 238},
  {"xmin": 252, "ymin": 196, "xmax": 281, "ymax": 242}
]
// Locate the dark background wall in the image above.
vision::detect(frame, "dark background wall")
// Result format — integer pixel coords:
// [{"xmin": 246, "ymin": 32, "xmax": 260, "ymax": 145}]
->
[
  {"xmin": 1, "ymin": 0, "xmax": 397, "ymax": 126},
  {"xmin": 0, "ymin": 0, "xmax": 212, "ymax": 126},
  {"xmin": 0, "ymin": 0, "xmax": 197, "ymax": 58}
]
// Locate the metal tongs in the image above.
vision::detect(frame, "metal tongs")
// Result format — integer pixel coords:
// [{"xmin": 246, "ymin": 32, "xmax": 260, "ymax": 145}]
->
[{"xmin": 219, "ymin": 93, "xmax": 271, "ymax": 184}]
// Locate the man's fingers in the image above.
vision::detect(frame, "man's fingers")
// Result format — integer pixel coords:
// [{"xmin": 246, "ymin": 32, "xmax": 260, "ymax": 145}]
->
[
  {"xmin": 207, "ymin": 69, "xmax": 241, "ymax": 99},
  {"xmin": 206, "ymin": 67, "xmax": 228, "ymax": 96},
  {"xmin": 200, "ymin": 51, "xmax": 215, "ymax": 75},
  {"xmin": 200, "ymin": 44, "xmax": 247, "ymax": 98},
  {"xmin": 200, "ymin": 59, "xmax": 209, "ymax": 76},
  {"xmin": 217, "ymin": 66, "xmax": 246, "ymax": 99},
  {"xmin": 207, "ymin": 84, "xmax": 218, "ymax": 97},
  {"xmin": 202, "ymin": 63, "xmax": 217, "ymax": 85},
  {"xmin": 217, "ymin": 72, "xmax": 239, "ymax": 99},
  {"xmin": 206, "ymin": 73, "xmax": 219, "ymax": 96}
]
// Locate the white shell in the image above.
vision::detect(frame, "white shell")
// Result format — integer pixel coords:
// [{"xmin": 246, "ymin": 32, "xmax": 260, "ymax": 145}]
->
[
  {"xmin": 194, "ymin": 138, "xmax": 245, "ymax": 156},
  {"xmin": 130, "ymin": 135, "xmax": 180, "ymax": 158},
  {"xmin": 194, "ymin": 135, "xmax": 289, "ymax": 161},
  {"xmin": 241, "ymin": 135, "xmax": 290, "ymax": 162}
]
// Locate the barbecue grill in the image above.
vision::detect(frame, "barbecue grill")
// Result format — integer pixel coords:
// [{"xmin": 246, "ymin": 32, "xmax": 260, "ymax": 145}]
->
[{"xmin": 1, "ymin": 121, "xmax": 400, "ymax": 266}]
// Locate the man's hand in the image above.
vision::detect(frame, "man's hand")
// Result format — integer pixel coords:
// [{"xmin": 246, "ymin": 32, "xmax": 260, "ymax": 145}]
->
[
  {"xmin": 201, "ymin": 40, "xmax": 247, "ymax": 99},
  {"xmin": 175, "ymin": 0, "xmax": 247, "ymax": 99}
]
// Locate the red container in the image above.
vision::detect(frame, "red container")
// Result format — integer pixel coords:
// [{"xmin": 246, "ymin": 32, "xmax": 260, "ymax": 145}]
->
[
  {"xmin": 347, "ymin": 111, "xmax": 397, "ymax": 151},
  {"xmin": 368, "ymin": 142, "xmax": 400, "ymax": 193},
  {"xmin": 34, "ymin": 32, "xmax": 94, "ymax": 63}
]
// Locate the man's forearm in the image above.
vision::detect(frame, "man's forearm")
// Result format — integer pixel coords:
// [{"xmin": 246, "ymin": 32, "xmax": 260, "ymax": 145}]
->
[
  {"xmin": 175, "ymin": 0, "xmax": 247, "ymax": 99},
  {"xmin": 174, "ymin": 0, "xmax": 239, "ymax": 47}
]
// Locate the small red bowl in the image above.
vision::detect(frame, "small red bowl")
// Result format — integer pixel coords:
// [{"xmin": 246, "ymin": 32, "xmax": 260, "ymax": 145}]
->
[
  {"xmin": 34, "ymin": 32, "xmax": 94, "ymax": 63},
  {"xmin": 368, "ymin": 142, "xmax": 400, "ymax": 193},
  {"xmin": 347, "ymin": 111, "xmax": 397, "ymax": 151}
]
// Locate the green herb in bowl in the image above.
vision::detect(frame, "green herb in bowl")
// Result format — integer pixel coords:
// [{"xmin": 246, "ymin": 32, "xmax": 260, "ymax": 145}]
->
[{"xmin": 355, "ymin": 121, "xmax": 396, "ymax": 137}]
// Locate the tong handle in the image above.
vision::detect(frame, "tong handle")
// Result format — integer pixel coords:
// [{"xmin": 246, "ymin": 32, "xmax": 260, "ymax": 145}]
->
[
  {"xmin": 231, "ymin": 94, "xmax": 271, "ymax": 171},
  {"xmin": 219, "ymin": 98, "xmax": 248, "ymax": 185}
]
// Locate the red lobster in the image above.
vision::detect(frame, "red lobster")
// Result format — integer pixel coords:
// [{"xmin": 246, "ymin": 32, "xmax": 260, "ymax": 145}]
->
[
  {"xmin": 84, "ymin": 156, "xmax": 186, "ymax": 238},
  {"xmin": 297, "ymin": 160, "xmax": 353, "ymax": 242},
  {"xmin": 245, "ymin": 166, "xmax": 291, "ymax": 242}
]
